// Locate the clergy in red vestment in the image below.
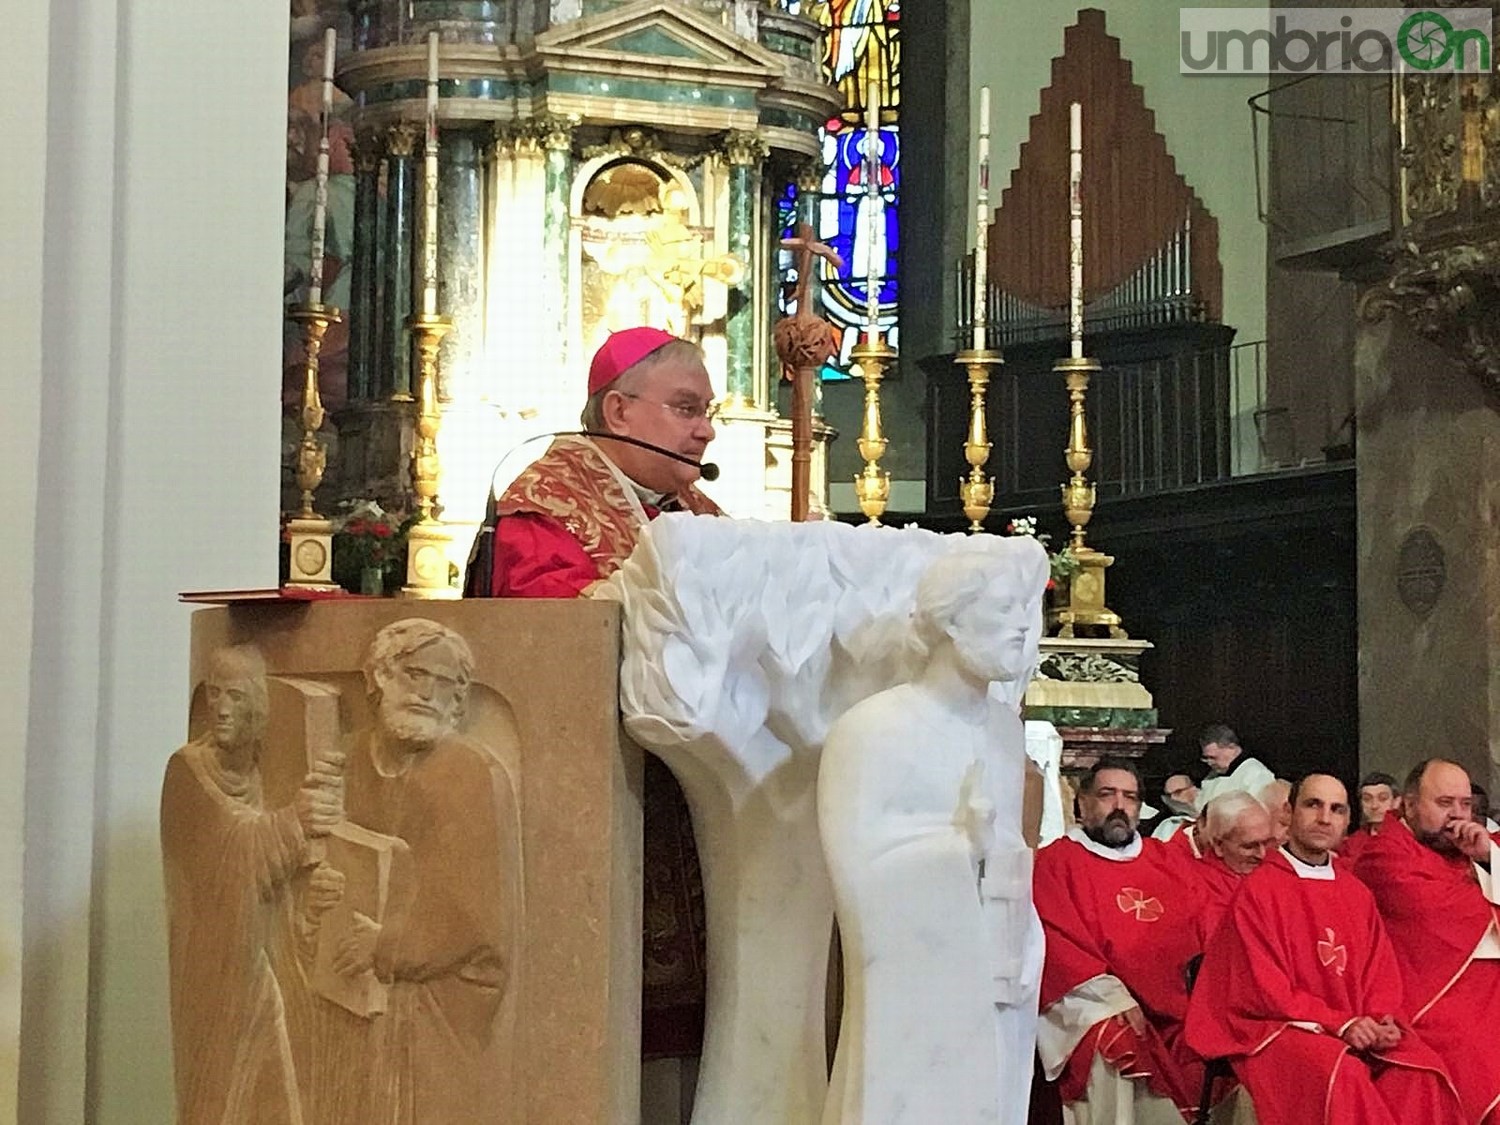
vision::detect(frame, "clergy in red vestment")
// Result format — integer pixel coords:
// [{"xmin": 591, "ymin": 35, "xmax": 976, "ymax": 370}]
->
[
  {"xmin": 473, "ymin": 326, "xmax": 721, "ymax": 598},
  {"xmin": 1191, "ymin": 791, "xmax": 1277, "ymax": 943},
  {"xmin": 1034, "ymin": 759, "xmax": 1205, "ymax": 1124},
  {"xmin": 464, "ymin": 327, "xmax": 722, "ymax": 1060},
  {"xmin": 1162, "ymin": 807, "xmax": 1208, "ymax": 869},
  {"xmin": 1184, "ymin": 773, "xmax": 1465, "ymax": 1125},
  {"xmin": 1338, "ymin": 770, "xmax": 1400, "ymax": 865},
  {"xmin": 1353, "ymin": 758, "xmax": 1500, "ymax": 1124}
]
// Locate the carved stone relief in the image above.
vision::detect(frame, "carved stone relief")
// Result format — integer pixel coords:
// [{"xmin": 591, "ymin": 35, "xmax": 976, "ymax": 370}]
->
[{"xmin": 163, "ymin": 620, "xmax": 523, "ymax": 1125}]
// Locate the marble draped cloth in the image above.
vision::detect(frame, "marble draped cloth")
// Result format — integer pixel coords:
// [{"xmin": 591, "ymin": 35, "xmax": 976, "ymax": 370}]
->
[{"xmin": 602, "ymin": 517, "xmax": 1044, "ymax": 1125}]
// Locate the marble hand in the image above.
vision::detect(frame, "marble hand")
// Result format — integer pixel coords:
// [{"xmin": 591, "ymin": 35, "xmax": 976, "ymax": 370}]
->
[
  {"xmin": 333, "ymin": 911, "xmax": 381, "ymax": 977},
  {"xmin": 955, "ymin": 762, "xmax": 997, "ymax": 858}
]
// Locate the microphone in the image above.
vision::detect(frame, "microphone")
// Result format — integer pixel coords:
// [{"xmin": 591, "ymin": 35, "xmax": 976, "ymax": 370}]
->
[
  {"xmin": 463, "ymin": 428, "xmax": 718, "ymax": 597},
  {"xmin": 576, "ymin": 430, "xmax": 720, "ymax": 482}
]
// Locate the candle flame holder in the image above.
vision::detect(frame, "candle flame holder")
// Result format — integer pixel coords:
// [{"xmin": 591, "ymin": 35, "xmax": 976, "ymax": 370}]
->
[
  {"xmin": 1051, "ymin": 354, "xmax": 1126, "ymax": 638},
  {"xmin": 850, "ymin": 337, "xmax": 896, "ymax": 525},
  {"xmin": 401, "ymin": 311, "xmax": 459, "ymax": 599},
  {"xmin": 283, "ymin": 302, "xmax": 343, "ymax": 591},
  {"xmin": 955, "ymin": 346, "xmax": 1003, "ymax": 533}
]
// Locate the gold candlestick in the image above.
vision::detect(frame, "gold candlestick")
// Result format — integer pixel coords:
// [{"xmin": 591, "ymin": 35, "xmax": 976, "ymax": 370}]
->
[
  {"xmin": 283, "ymin": 303, "xmax": 343, "ymax": 590},
  {"xmin": 402, "ymin": 312, "xmax": 459, "ymax": 599},
  {"xmin": 850, "ymin": 337, "xmax": 896, "ymax": 524},
  {"xmin": 955, "ymin": 347, "xmax": 1002, "ymax": 532},
  {"xmin": 1051, "ymin": 354, "xmax": 1125, "ymax": 638}
]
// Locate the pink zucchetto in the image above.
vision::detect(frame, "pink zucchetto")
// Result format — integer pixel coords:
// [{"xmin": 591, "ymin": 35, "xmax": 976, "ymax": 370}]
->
[{"xmin": 587, "ymin": 327, "xmax": 679, "ymax": 396}]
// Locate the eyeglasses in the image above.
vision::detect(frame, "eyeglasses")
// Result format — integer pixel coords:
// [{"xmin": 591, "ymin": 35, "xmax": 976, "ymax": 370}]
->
[{"xmin": 616, "ymin": 392, "xmax": 721, "ymax": 422}]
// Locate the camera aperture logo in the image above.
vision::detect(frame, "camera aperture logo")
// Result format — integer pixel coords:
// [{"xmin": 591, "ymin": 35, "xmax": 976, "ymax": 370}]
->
[{"xmin": 1181, "ymin": 8, "xmax": 1494, "ymax": 74}]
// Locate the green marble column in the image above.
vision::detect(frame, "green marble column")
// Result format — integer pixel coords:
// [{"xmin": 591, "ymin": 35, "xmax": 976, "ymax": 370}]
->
[
  {"xmin": 538, "ymin": 114, "xmax": 575, "ymax": 368},
  {"xmin": 721, "ymin": 130, "xmax": 767, "ymax": 406},
  {"xmin": 347, "ymin": 130, "xmax": 382, "ymax": 402},
  {"xmin": 438, "ymin": 130, "xmax": 484, "ymax": 402},
  {"xmin": 381, "ymin": 122, "xmax": 420, "ymax": 399}
]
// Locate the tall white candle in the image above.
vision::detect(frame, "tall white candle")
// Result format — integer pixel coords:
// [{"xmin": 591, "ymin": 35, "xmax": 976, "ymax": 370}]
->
[
  {"xmin": 973, "ymin": 85, "xmax": 991, "ymax": 352},
  {"xmin": 1069, "ymin": 100, "xmax": 1083, "ymax": 360},
  {"xmin": 864, "ymin": 80, "xmax": 881, "ymax": 346},
  {"xmin": 308, "ymin": 25, "xmax": 337, "ymax": 307},
  {"xmin": 421, "ymin": 31, "xmax": 440, "ymax": 317}
]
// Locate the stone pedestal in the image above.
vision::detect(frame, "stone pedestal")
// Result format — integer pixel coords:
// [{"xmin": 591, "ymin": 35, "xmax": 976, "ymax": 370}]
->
[
  {"xmin": 177, "ymin": 600, "xmax": 641, "ymax": 1125},
  {"xmin": 1354, "ymin": 316, "xmax": 1500, "ymax": 793}
]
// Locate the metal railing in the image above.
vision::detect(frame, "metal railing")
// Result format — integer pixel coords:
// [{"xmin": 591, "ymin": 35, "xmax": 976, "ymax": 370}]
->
[{"xmin": 1251, "ymin": 74, "xmax": 1394, "ymax": 252}]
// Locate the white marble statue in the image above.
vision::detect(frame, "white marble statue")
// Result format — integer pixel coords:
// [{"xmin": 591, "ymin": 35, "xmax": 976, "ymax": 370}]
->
[
  {"xmin": 603, "ymin": 517, "xmax": 1049, "ymax": 1125},
  {"xmin": 818, "ymin": 545, "xmax": 1048, "ymax": 1125}
]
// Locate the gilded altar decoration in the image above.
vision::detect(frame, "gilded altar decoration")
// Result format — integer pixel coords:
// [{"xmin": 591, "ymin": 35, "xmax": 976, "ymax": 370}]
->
[
  {"xmin": 580, "ymin": 164, "xmax": 744, "ymax": 348},
  {"xmin": 1366, "ymin": 62, "xmax": 1500, "ymax": 402}
]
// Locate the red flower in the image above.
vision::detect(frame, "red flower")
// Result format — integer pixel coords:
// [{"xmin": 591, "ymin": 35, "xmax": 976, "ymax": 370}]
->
[
  {"xmin": 345, "ymin": 518, "xmax": 367, "ymax": 536},
  {"xmin": 1006, "ymin": 521, "xmax": 1016, "ymax": 534},
  {"xmin": 373, "ymin": 522, "xmax": 392, "ymax": 538},
  {"xmin": 1046, "ymin": 578, "xmax": 1057, "ymax": 590}
]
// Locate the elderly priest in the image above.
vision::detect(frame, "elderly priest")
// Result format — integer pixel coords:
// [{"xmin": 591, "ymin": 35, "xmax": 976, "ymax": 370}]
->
[
  {"xmin": 1353, "ymin": 758, "xmax": 1500, "ymax": 1124},
  {"xmin": 464, "ymin": 327, "xmax": 723, "ymax": 1064},
  {"xmin": 466, "ymin": 326, "xmax": 720, "ymax": 598},
  {"xmin": 1184, "ymin": 773, "xmax": 1466, "ymax": 1125}
]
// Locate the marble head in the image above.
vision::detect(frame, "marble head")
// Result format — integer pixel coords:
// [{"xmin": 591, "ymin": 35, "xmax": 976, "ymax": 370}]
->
[{"xmin": 912, "ymin": 542, "xmax": 1047, "ymax": 687}]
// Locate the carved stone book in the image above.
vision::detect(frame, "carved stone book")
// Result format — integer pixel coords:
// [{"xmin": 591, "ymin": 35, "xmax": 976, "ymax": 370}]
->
[{"xmin": 312, "ymin": 821, "xmax": 411, "ymax": 1018}]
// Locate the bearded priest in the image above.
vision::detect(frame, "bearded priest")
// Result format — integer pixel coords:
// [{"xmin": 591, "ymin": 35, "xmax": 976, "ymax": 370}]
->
[
  {"xmin": 1353, "ymin": 758, "xmax": 1500, "ymax": 1124},
  {"xmin": 1033, "ymin": 759, "xmax": 1205, "ymax": 1123},
  {"xmin": 1184, "ymin": 773, "xmax": 1465, "ymax": 1125}
]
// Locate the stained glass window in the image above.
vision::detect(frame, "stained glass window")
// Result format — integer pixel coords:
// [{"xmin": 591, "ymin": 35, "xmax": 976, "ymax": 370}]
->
[{"xmin": 779, "ymin": 0, "xmax": 901, "ymax": 379}]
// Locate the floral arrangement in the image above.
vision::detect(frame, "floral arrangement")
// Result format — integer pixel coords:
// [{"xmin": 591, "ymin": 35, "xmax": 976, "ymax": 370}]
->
[
  {"xmin": 1005, "ymin": 516, "xmax": 1081, "ymax": 589},
  {"xmin": 332, "ymin": 500, "xmax": 417, "ymax": 594}
]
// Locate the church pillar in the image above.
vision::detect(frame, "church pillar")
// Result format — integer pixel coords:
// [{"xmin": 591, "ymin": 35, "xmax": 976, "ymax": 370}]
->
[
  {"xmin": 437, "ymin": 129, "xmax": 485, "ymax": 404},
  {"xmin": 380, "ymin": 121, "xmax": 420, "ymax": 400},
  {"xmin": 539, "ymin": 114, "xmax": 575, "ymax": 373},
  {"xmin": 721, "ymin": 130, "xmax": 767, "ymax": 407},
  {"xmin": 347, "ymin": 128, "xmax": 382, "ymax": 402}
]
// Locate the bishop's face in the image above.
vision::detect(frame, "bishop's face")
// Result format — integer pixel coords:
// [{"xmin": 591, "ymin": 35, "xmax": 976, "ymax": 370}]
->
[{"xmin": 604, "ymin": 356, "xmax": 717, "ymax": 494}]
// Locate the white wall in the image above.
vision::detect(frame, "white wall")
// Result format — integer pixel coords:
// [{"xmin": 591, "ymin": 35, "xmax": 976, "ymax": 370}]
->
[
  {"xmin": 9, "ymin": 0, "xmax": 289, "ymax": 1118},
  {"xmin": 0, "ymin": 0, "xmax": 51, "ymax": 1114},
  {"xmin": 969, "ymin": 1, "xmax": 1267, "ymax": 345}
]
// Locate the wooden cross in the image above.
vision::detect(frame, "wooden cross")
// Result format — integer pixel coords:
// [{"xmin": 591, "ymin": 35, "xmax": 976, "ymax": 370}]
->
[{"xmin": 774, "ymin": 223, "xmax": 843, "ymax": 521}]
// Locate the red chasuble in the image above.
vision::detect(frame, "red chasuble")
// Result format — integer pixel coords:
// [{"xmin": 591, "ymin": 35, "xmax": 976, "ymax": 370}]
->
[
  {"xmin": 493, "ymin": 436, "xmax": 719, "ymax": 597},
  {"xmin": 1353, "ymin": 817, "xmax": 1500, "ymax": 1123},
  {"xmin": 1033, "ymin": 833, "xmax": 1205, "ymax": 1113},
  {"xmin": 1184, "ymin": 849, "xmax": 1465, "ymax": 1125},
  {"xmin": 488, "ymin": 434, "xmax": 721, "ymax": 1057},
  {"xmin": 1189, "ymin": 851, "xmax": 1242, "ymax": 947},
  {"xmin": 1337, "ymin": 823, "xmax": 1378, "ymax": 865}
]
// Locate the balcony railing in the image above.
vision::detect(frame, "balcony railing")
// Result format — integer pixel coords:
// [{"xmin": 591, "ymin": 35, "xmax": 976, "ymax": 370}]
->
[{"xmin": 1253, "ymin": 73, "xmax": 1394, "ymax": 266}]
